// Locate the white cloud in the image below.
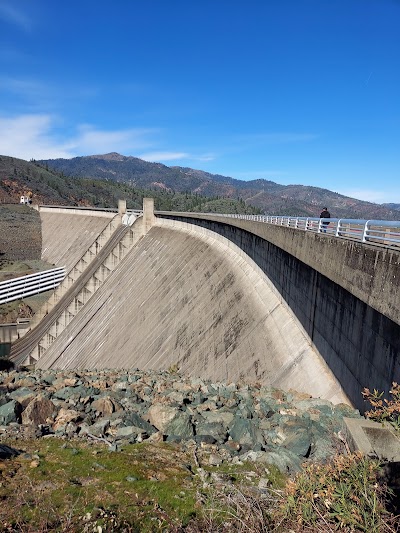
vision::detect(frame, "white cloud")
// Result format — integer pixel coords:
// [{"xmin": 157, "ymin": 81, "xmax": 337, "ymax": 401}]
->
[
  {"xmin": 0, "ymin": 114, "xmax": 159, "ymax": 160},
  {"xmin": 66, "ymin": 124, "xmax": 157, "ymax": 155},
  {"xmin": 138, "ymin": 151, "xmax": 190, "ymax": 162},
  {"xmin": 0, "ymin": 114, "xmax": 72, "ymax": 159},
  {"xmin": 0, "ymin": 3, "xmax": 31, "ymax": 31},
  {"xmin": 138, "ymin": 151, "xmax": 218, "ymax": 164}
]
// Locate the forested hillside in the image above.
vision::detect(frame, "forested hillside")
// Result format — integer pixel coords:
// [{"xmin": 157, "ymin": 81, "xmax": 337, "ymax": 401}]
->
[
  {"xmin": 38, "ymin": 152, "xmax": 400, "ymax": 220},
  {"xmin": 0, "ymin": 155, "xmax": 260, "ymax": 215}
]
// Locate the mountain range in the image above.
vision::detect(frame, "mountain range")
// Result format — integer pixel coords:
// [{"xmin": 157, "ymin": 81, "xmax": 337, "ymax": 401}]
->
[
  {"xmin": 1, "ymin": 152, "xmax": 399, "ymax": 220},
  {"xmin": 0, "ymin": 155, "xmax": 260, "ymax": 215},
  {"xmin": 38, "ymin": 153, "xmax": 400, "ymax": 220}
]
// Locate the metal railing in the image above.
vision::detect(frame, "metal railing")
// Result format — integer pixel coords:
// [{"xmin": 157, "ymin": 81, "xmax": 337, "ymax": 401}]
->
[
  {"xmin": 213, "ymin": 214, "xmax": 400, "ymax": 249},
  {"xmin": 39, "ymin": 205, "xmax": 143, "ymax": 215},
  {"xmin": 0, "ymin": 267, "xmax": 66, "ymax": 305}
]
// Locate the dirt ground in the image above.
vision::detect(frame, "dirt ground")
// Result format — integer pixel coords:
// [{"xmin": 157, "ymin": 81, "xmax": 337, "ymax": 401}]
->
[
  {"xmin": 0, "ymin": 204, "xmax": 42, "ymax": 262},
  {"xmin": 0, "ymin": 204, "xmax": 53, "ymax": 322}
]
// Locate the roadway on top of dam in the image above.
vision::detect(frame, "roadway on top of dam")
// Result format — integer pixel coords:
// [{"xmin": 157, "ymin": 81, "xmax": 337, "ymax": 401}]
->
[{"xmin": 10, "ymin": 203, "xmax": 400, "ymax": 412}]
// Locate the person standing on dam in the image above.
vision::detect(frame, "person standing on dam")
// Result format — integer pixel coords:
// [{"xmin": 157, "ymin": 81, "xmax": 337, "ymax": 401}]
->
[{"xmin": 320, "ymin": 207, "xmax": 331, "ymax": 233}]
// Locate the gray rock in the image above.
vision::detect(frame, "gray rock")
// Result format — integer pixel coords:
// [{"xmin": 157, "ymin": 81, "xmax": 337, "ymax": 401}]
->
[
  {"xmin": 148, "ymin": 404, "xmax": 179, "ymax": 433},
  {"xmin": 91, "ymin": 397, "xmax": 120, "ymax": 416},
  {"xmin": 0, "ymin": 400, "xmax": 22, "ymax": 425},
  {"xmin": 258, "ymin": 399, "xmax": 276, "ymax": 418},
  {"xmin": 164, "ymin": 412, "xmax": 194, "ymax": 439},
  {"xmin": 65, "ymin": 421, "xmax": 80, "ymax": 436},
  {"xmin": 124, "ymin": 412, "xmax": 156, "ymax": 434},
  {"xmin": 239, "ymin": 449, "xmax": 302, "ymax": 473},
  {"xmin": 116, "ymin": 425, "xmax": 146, "ymax": 439},
  {"xmin": 111, "ymin": 380, "xmax": 128, "ymax": 392},
  {"xmin": 88, "ymin": 418, "xmax": 110, "ymax": 437},
  {"xmin": 229, "ymin": 416, "xmax": 263, "ymax": 447},
  {"xmin": 195, "ymin": 421, "xmax": 227, "ymax": 443},
  {"xmin": 310, "ymin": 435, "xmax": 337, "ymax": 462},
  {"xmin": 8, "ymin": 387, "xmax": 36, "ymax": 407},
  {"xmin": 194, "ymin": 434, "xmax": 217, "ymax": 445},
  {"xmin": 199, "ymin": 410, "xmax": 234, "ymax": 427},
  {"xmin": 283, "ymin": 428, "xmax": 312, "ymax": 457}
]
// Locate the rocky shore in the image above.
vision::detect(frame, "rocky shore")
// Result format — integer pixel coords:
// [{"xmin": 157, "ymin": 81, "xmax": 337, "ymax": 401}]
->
[{"xmin": 0, "ymin": 368, "xmax": 361, "ymax": 473}]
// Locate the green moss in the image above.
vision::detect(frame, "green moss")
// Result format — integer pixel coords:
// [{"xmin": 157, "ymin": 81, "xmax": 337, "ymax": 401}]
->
[{"xmin": 1, "ymin": 438, "xmax": 202, "ymax": 531}]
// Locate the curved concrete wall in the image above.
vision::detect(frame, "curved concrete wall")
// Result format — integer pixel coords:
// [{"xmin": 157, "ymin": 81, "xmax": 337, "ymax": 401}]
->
[
  {"xmin": 36, "ymin": 218, "xmax": 348, "ymax": 405},
  {"xmin": 158, "ymin": 214, "xmax": 400, "ymax": 412}
]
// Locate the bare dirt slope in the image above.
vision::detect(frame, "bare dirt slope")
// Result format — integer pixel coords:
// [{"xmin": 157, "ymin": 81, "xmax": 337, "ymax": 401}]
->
[
  {"xmin": 0, "ymin": 204, "xmax": 52, "ymax": 322},
  {"xmin": 0, "ymin": 204, "xmax": 41, "ymax": 263}
]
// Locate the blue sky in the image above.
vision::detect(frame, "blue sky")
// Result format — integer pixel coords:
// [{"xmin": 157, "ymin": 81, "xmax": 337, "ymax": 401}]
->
[{"xmin": 0, "ymin": 1, "xmax": 399, "ymax": 203}]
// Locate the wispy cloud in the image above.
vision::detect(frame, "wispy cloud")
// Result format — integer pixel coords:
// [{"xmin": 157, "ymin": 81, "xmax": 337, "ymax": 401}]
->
[
  {"xmin": 0, "ymin": 77, "xmax": 45, "ymax": 99},
  {"xmin": 139, "ymin": 151, "xmax": 217, "ymax": 163},
  {"xmin": 0, "ymin": 3, "xmax": 32, "ymax": 32},
  {"xmin": 340, "ymin": 189, "xmax": 390, "ymax": 204},
  {"xmin": 0, "ymin": 112, "xmax": 215, "ymax": 165},
  {"xmin": 0, "ymin": 115, "xmax": 70, "ymax": 159},
  {"xmin": 66, "ymin": 124, "xmax": 157, "ymax": 155},
  {"xmin": 138, "ymin": 151, "xmax": 190, "ymax": 162},
  {"xmin": 0, "ymin": 114, "xmax": 159, "ymax": 160},
  {"xmin": 0, "ymin": 76, "xmax": 100, "ymax": 113}
]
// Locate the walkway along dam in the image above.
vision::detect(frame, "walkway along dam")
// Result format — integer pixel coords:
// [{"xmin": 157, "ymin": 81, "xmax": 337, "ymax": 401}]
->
[{"xmin": 9, "ymin": 199, "xmax": 400, "ymax": 412}]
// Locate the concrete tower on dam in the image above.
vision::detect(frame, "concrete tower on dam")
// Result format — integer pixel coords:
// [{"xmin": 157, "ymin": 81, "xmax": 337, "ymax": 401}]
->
[{"xmin": 10, "ymin": 199, "xmax": 400, "ymax": 412}]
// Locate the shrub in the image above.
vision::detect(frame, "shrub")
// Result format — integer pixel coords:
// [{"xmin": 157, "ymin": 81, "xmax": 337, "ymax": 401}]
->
[
  {"xmin": 276, "ymin": 453, "xmax": 398, "ymax": 532},
  {"xmin": 362, "ymin": 382, "xmax": 400, "ymax": 433}
]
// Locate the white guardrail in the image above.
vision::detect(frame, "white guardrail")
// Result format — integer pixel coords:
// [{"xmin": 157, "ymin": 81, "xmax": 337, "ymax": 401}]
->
[
  {"xmin": 0, "ymin": 267, "xmax": 66, "ymax": 305},
  {"xmin": 217, "ymin": 214, "xmax": 400, "ymax": 249}
]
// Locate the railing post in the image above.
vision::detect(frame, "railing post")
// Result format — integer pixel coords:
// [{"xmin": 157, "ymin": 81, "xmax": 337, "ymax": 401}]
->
[{"xmin": 362, "ymin": 221, "xmax": 370, "ymax": 243}]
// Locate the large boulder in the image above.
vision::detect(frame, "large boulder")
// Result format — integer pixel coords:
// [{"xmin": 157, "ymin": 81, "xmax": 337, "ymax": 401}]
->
[
  {"xmin": 22, "ymin": 395, "xmax": 57, "ymax": 426},
  {"xmin": 164, "ymin": 412, "xmax": 194, "ymax": 439},
  {"xmin": 148, "ymin": 405, "xmax": 179, "ymax": 433}
]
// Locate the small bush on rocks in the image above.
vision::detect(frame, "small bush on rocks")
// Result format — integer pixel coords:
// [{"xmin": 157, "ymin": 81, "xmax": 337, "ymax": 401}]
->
[
  {"xmin": 362, "ymin": 382, "xmax": 400, "ymax": 433},
  {"xmin": 186, "ymin": 484, "xmax": 278, "ymax": 532},
  {"xmin": 275, "ymin": 452, "xmax": 398, "ymax": 532}
]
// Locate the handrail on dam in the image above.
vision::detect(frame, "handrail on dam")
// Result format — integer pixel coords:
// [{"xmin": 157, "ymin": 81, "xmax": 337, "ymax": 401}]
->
[
  {"xmin": 39, "ymin": 204, "xmax": 142, "ymax": 216},
  {"xmin": 210, "ymin": 214, "xmax": 400, "ymax": 249},
  {"xmin": 37, "ymin": 204, "xmax": 400, "ymax": 249},
  {"xmin": 0, "ymin": 267, "xmax": 66, "ymax": 305}
]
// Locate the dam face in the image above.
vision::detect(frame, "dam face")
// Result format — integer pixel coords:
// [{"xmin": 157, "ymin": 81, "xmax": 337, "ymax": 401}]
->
[
  {"xmin": 157, "ymin": 214, "xmax": 400, "ymax": 413},
  {"xmin": 35, "ymin": 211, "xmax": 347, "ymax": 405}
]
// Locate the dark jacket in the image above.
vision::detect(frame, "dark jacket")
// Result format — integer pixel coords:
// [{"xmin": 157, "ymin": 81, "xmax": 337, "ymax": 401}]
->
[{"xmin": 320, "ymin": 209, "xmax": 330, "ymax": 219}]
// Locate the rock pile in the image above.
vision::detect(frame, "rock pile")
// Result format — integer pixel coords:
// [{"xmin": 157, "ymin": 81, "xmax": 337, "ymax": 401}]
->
[{"xmin": 0, "ymin": 368, "xmax": 361, "ymax": 473}]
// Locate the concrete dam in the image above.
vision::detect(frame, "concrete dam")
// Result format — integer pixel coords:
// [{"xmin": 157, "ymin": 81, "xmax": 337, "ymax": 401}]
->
[{"xmin": 10, "ymin": 200, "xmax": 400, "ymax": 412}]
